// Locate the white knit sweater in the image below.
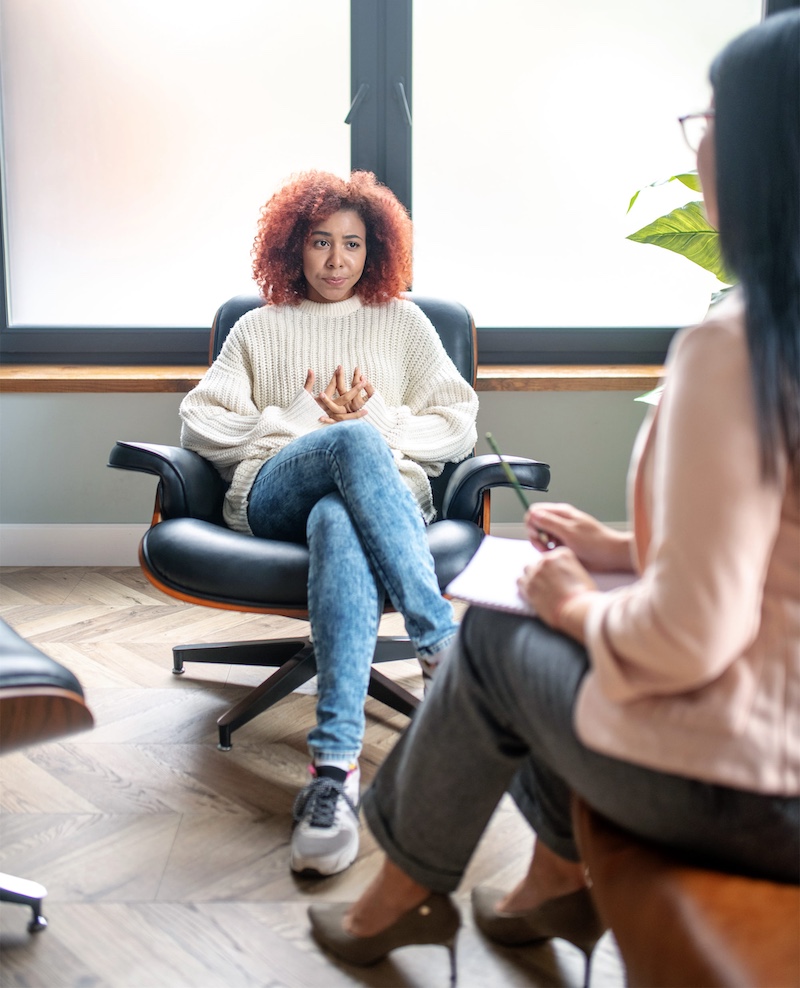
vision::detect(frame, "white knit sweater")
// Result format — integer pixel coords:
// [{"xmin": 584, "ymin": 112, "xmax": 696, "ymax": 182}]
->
[{"xmin": 179, "ymin": 296, "xmax": 479, "ymax": 532}]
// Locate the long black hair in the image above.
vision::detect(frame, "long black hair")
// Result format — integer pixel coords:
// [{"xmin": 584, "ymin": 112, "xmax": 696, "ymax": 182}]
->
[{"xmin": 710, "ymin": 10, "xmax": 800, "ymax": 483}]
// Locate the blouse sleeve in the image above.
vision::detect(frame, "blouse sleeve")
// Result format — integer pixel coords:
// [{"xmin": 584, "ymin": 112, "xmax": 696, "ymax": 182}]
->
[
  {"xmin": 585, "ymin": 314, "xmax": 786, "ymax": 702},
  {"xmin": 362, "ymin": 309, "xmax": 478, "ymax": 471},
  {"xmin": 179, "ymin": 322, "xmax": 321, "ymax": 469}
]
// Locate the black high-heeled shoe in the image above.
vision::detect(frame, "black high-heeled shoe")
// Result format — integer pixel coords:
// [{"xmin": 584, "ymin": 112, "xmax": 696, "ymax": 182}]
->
[
  {"xmin": 472, "ymin": 886, "xmax": 605, "ymax": 988},
  {"xmin": 309, "ymin": 892, "xmax": 460, "ymax": 984}
]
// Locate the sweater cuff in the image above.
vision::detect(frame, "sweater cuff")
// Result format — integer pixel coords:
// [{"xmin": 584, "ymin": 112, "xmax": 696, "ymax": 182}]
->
[
  {"xmin": 362, "ymin": 390, "xmax": 398, "ymax": 443},
  {"xmin": 281, "ymin": 389, "xmax": 326, "ymax": 434}
]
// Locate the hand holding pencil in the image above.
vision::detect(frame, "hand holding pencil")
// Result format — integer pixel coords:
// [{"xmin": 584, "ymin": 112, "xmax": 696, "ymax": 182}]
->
[{"xmin": 485, "ymin": 433, "xmax": 560, "ymax": 550}]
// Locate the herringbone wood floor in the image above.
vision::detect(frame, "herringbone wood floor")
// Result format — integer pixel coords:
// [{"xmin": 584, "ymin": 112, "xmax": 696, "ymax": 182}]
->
[{"xmin": 0, "ymin": 567, "xmax": 625, "ymax": 988}]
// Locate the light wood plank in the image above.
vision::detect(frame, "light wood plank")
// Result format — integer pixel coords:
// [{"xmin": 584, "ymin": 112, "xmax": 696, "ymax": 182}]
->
[
  {"xmin": 0, "ymin": 566, "xmax": 626, "ymax": 986},
  {"xmin": 0, "ymin": 364, "xmax": 208, "ymax": 393},
  {"xmin": 1, "ymin": 362, "xmax": 663, "ymax": 394},
  {"xmin": 477, "ymin": 364, "xmax": 663, "ymax": 392}
]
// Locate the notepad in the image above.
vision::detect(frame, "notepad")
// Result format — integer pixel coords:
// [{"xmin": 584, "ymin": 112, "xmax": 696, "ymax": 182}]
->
[{"xmin": 445, "ymin": 535, "xmax": 635, "ymax": 616}]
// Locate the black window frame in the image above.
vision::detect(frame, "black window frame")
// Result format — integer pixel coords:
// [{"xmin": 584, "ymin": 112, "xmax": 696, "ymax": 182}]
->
[{"xmin": 1, "ymin": 0, "xmax": 789, "ymax": 366}]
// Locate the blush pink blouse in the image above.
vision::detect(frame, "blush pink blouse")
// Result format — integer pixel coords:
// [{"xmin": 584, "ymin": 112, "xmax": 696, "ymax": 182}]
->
[{"xmin": 576, "ymin": 291, "xmax": 800, "ymax": 795}]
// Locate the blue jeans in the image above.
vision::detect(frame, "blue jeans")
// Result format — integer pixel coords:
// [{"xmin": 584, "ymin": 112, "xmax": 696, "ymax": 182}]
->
[
  {"xmin": 363, "ymin": 606, "xmax": 800, "ymax": 890},
  {"xmin": 247, "ymin": 420, "xmax": 458, "ymax": 762}
]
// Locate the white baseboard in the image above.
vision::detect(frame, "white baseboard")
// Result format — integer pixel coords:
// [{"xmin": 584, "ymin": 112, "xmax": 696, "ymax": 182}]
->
[
  {"xmin": 0, "ymin": 525, "xmax": 148, "ymax": 567},
  {"xmin": 488, "ymin": 521, "xmax": 527, "ymax": 540},
  {"xmin": 490, "ymin": 521, "xmax": 629, "ymax": 539},
  {"xmin": 2, "ymin": 522, "xmax": 525, "ymax": 567},
  {"xmin": 0, "ymin": 520, "xmax": 624, "ymax": 567}
]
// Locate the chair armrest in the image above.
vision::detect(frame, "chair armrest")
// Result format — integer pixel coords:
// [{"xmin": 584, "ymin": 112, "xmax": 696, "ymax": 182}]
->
[
  {"xmin": 108, "ymin": 441, "xmax": 226, "ymax": 523},
  {"xmin": 441, "ymin": 454, "xmax": 550, "ymax": 524}
]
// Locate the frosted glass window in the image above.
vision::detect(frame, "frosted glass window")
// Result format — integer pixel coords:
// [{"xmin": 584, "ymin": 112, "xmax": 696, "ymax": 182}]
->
[
  {"xmin": 412, "ymin": 0, "xmax": 763, "ymax": 330},
  {"xmin": 1, "ymin": 0, "xmax": 350, "ymax": 328}
]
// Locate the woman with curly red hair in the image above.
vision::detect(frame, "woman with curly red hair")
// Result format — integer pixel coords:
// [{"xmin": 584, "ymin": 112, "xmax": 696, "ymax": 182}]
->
[
  {"xmin": 179, "ymin": 170, "xmax": 478, "ymax": 879},
  {"xmin": 251, "ymin": 170, "xmax": 413, "ymax": 306}
]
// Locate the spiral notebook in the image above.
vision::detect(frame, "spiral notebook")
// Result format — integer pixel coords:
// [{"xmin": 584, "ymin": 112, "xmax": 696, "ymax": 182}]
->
[{"xmin": 445, "ymin": 535, "xmax": 635, "ymax": 616}]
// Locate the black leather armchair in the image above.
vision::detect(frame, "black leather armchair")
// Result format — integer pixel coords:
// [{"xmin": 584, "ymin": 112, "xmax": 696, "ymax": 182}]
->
[
  {"xmin": 0, "ymin": 618, "xmax": 94, "ymax": 932},
  {"xmin": 109, "ymin": 295, "xmax": 550, "ymax": 749}
]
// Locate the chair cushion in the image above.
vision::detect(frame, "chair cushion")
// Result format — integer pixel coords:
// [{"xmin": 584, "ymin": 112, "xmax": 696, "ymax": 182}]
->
[{"xmin": 142, "ymin": 516, "xmax": 484, "ymax": 610}]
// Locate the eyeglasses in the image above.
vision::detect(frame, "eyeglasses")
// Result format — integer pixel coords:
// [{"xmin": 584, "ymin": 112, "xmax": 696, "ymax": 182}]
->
[{"xmin": 678, "ymin": 110, "xmax": 715, "ymax": 153}]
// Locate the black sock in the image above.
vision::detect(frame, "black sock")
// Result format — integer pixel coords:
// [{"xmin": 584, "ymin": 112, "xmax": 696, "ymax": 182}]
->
[{"xmin": 315, "ymin": 764, "xmax": 347, "ymax": 784}]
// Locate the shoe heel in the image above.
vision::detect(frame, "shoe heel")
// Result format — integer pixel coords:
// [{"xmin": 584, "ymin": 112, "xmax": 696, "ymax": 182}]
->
[{"xmin": 309, "ymin": 891, "xmax": 460, "ymax": 976}]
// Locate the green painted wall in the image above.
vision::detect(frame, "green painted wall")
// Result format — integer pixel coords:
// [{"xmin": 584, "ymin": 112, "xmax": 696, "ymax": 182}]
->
[{"xmin": 0, "ymin": 390, "xmax": 647, "ymax": 525}]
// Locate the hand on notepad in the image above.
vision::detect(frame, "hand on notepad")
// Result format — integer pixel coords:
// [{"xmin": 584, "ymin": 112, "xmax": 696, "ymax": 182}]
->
[
  {"xmin": 445, "ymin": 537, "xmax": 636, "ymax": 618},
  {"xmin": 516, "ymin": 545, "xmax": 597, "ymax": 626}
]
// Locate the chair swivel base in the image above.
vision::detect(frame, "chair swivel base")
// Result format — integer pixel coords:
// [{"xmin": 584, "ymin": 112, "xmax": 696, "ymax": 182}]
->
[
  {"xmin": 0, "ymin": 872, "xmax": 48, "ymax": 932},
  {"xmin": 170, "ymin": 635, "xmax": 421, "ymax": 749}
]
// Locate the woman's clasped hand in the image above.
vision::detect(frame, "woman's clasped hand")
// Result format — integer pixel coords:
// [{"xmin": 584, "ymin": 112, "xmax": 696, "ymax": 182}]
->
[{"xmin": 305, "ymin": 365, "xmax": 375, "ymax": 424}]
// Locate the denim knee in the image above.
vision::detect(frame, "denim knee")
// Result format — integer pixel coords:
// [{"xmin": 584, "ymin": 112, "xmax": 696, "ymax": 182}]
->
[
  {"xmin": 328, "ymin": 419, "xmax": 390, "ymax": 462},
  {"xmin": 306, "ymin": 491, "xmax": 349, "ymax": 543}
]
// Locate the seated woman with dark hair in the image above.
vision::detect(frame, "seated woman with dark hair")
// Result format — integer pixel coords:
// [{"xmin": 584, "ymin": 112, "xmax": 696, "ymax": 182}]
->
[
  {"xmin": 179, "ymin": 170, "xmax": 478, "ymax": 879},
  {"xmin": 308, "ymin": 12, "xmax": 800, "ymax": 983}
]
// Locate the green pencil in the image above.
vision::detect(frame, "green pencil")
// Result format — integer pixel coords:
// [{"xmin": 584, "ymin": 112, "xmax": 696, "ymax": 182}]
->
[{"xmin": 486, "ymin": 432, "xmax": 530, "ymax": 511}]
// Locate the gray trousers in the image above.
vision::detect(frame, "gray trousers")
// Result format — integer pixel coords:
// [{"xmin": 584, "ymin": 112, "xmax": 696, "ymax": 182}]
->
[{"xmin": 363, "ymin": 606, "xmax": 800, "ymax": 892}]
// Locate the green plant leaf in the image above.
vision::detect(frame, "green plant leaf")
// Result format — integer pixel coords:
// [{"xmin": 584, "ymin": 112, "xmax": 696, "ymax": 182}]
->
[
  {"xmin": 635, "ymin": 384, "xmax": 664, "ymax": 405},
  {"xmin": 674, "ymin": 171, "xmax": 702, "ymax": 193},
  {"xmin": 627, "ymin": 201, "xmax": 732, "ymax": 283},
  {"xmin": 627, "ymin": 171, "xmax": 701, "ymax": 213}
]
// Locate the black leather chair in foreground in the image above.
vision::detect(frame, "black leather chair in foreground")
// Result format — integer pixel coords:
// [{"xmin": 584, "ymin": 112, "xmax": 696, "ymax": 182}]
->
[
  {"xmin": 109, "ymin": 294, "xmax": 550, "ymax": 750},
  {"xmin": 0, "ymin": 618, "xmax": 94, "ymax": 932}
]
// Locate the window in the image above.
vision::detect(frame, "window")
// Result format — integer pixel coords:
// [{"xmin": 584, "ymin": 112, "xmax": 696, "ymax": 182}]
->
[
  {"xmin": 1, "ymin": 0, "xmax": 350, "ymax": 360},
  {"xmin": 412, "ymin": 0, "xmax": 762, "ymax": 360},
  {"xmin": 0, "ymin": 0, "xmax": 773, "ymax": 364}
]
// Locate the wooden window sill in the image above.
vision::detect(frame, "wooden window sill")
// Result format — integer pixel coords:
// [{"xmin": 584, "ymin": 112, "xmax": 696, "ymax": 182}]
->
[{"xmin": 0, "ymin": 364, "xmax": 663, "ymax": 394}]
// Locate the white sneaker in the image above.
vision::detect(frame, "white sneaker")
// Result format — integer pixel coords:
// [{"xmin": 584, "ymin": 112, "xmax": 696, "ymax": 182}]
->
[{"xmin": 290, "ymin": 764, "xmax": 360, "ymax": 877}]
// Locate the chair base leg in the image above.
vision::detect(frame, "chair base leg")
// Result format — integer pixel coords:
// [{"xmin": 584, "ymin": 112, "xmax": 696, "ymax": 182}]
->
[
  {"xmin": 0, "ymin": 872, "xmax": 48, "ymax": 933},
  {"xmin": 368, "ymin": 666, "xmax": 420, "ymax": 717},
  {"xmin": 216, "ymin": 644, "xmax": 318, "ymax": 750},
  {"xmin": 172, "ymin": 633, "xmax": 422, "ymax": 749},
  {"xmin": 173, "ymin": 638, "xmax": 309, "ymax": 674}
]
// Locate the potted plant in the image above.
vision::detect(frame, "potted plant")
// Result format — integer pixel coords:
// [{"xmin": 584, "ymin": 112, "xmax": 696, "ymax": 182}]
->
[
  {"xmin": 627, "ymin": 170, "xmax": 734, "ymax": 298},
  {"xmin": 626, "ymin": 172, "xmax": 735, "ymax": 402}
]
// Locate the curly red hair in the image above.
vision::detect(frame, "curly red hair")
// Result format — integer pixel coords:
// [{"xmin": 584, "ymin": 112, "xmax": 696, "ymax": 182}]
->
[{"xmin": 251, "ymin": 170, "xmax": 413, "ymax": 306}]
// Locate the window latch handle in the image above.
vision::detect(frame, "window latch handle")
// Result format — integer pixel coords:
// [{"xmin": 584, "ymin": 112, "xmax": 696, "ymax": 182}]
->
[
  {"xmin": 344, "ymin": 83, "xmax": 370, "ymax": 125},
  {"xmin": 395, "ymin": 80, "xmax": 413, "ymax": 127}
]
